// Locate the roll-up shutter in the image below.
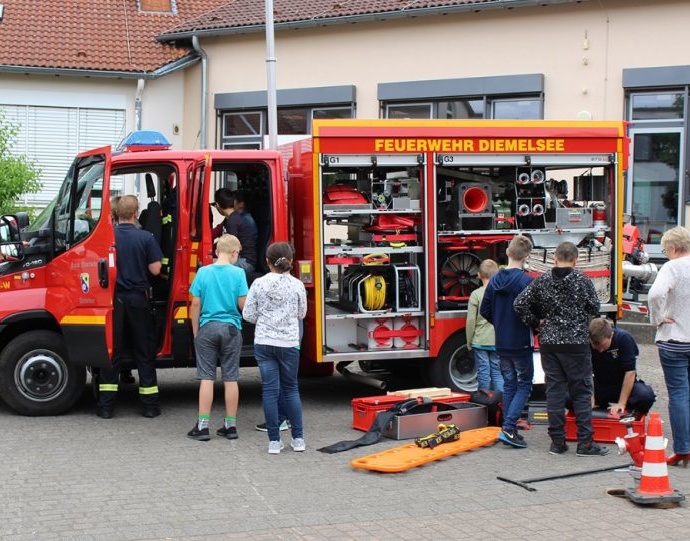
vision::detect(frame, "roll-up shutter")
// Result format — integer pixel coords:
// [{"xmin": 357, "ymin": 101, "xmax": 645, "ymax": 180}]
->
[{"xmin": 0, "ymin": 105, "xmax": 126, "ymax": 207}]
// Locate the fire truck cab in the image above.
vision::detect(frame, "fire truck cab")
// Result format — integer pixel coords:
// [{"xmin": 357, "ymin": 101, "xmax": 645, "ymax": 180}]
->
[
  {"xmin": 288, "ymin": 119, "xmax": 628, "ymax": 392},
  {"xmin": 0, "ymin": 132, "xmax": 286, "ymax": 415}
]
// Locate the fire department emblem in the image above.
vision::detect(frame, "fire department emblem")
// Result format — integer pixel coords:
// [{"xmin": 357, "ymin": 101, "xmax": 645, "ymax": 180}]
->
[{"xmin": 80, "ymin": 273, "xmax": 90, "ymax": 294}]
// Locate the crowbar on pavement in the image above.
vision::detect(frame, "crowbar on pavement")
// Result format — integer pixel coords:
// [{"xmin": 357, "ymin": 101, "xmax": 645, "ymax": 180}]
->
[{"xmin": 497, "ymin": 463, "xmax": 632, "ymax": 492}]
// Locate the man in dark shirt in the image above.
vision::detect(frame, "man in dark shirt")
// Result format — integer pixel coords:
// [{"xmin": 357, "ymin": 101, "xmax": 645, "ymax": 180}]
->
[
  {"xmin": 97, "ymin": 195, "xmax": 164, "ymax": 419},
  {"xmin": 212, "ymin": 188, "xmax": 258, "ymax": 274},
  {"xmin": 589, "ymin": 318, "xmax": 655, "ymax": 416}
]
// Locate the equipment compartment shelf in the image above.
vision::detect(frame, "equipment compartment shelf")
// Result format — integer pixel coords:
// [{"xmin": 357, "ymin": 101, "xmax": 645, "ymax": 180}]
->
[
  {"xmin": 438, "ymin": 227, "xmax": 610, "ymax": 236},
  {"xmin": 325, "ymin": 302, "xmax": 423, "ymax": 320},
  {"xmin": 324, "ymin": 208, "xmax": 422, "ymax": 217},
  {"xmin": 324, "ymin": 245, "xmax": 424, "ymax": 255}
]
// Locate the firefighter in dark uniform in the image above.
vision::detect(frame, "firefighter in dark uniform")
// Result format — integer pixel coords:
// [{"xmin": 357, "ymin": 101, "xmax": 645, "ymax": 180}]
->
[{"xmin": 97, "ymin": 195, "xmax": 164, "ymax": 419}]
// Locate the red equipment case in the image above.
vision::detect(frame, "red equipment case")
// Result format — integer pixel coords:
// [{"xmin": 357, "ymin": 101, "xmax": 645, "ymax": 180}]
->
[
  {"xmin": 565, "ymin": 410, "xmax": 646, "ymax": 443},
  {"xmin": 351, "ymin": 393, "xmax": 471, "ymax": 431}
]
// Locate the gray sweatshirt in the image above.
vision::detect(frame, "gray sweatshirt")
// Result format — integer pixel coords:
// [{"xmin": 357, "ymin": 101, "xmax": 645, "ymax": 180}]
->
[{"xmin": 243, "ymin": 272, "xmax": 307, "ymax": 348}]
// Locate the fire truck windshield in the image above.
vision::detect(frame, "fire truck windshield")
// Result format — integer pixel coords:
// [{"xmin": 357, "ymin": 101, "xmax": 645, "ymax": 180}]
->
[{"xmin": 25, "ymin": 159, "xmax": 105, "ymax": 253}]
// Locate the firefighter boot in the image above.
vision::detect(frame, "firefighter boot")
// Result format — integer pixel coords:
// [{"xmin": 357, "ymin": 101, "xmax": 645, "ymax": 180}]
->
[{"xmin": 96, "ymin": 385, "xmax": 117, "ymax": 419}]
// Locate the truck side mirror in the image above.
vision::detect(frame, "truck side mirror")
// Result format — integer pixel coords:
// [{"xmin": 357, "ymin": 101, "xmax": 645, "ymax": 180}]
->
[
  {"xmin": 1, "ymin": 213, "xmax": 28, "ymax": 242},
  {"xmin": 0, "ymin": 214, "xmax": 28, "ymax": 262}
]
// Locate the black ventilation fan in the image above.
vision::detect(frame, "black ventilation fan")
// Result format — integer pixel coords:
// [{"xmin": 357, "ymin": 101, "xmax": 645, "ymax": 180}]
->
[{"xmin": 439, "ymin": 253, "xmax": 482, "ymax": 300}]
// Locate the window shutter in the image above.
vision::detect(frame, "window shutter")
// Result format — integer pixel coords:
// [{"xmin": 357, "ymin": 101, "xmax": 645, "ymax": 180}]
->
[{"xmin": 0, "ymin": 105, "xmax": 125, "ymax": 207}]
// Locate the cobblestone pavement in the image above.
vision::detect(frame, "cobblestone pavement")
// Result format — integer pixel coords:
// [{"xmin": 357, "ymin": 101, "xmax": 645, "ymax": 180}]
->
[{"xmin": 0, "ymin": 344, "xmax": 688, "ymax": 540}]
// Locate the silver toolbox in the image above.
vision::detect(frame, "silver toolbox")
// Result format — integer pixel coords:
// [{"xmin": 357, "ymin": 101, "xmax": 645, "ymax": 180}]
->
[
  {"xmin": 555, "ymin": 207, "xmax": 593, "ymax": 228},
  {"xmin": 382, "ymin": 403, "xmax": 487, "ymax": 440}
]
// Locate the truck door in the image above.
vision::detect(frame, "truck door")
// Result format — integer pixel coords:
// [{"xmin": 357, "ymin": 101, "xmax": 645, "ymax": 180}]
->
[
  {"xmin": 51, "ymin": 146, "xmax": 116, "ymax": 368},
  {"xmin": 190, "ymin": 154, "xmax": 215, "ymax": 267}
]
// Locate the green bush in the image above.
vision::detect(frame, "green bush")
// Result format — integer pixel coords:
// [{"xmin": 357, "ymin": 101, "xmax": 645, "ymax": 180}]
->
[{"xmin": 0, "ymin": 112, "xmax": 42, "ymax": 216}]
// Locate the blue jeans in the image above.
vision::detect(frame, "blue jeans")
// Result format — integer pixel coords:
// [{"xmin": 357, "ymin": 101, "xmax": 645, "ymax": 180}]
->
[
  {"xmin": 659, "ymin": 348, "xmax": 690, "ymax": 454},
  {"xmin": 255, "ymin": 344, "xmax": 304, "ymax": 442},
  {"xmin": 499, "ymin": 352, "xmax": 533, "ymax": 432},
  {"xmin": 474, "ymin": 348, "xmax": 504, "ymax": 392}
]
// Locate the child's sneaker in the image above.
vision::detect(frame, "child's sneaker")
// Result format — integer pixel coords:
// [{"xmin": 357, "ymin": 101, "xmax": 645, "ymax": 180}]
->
[
  {"xmin": 268, "ymin": 440, "xmax": 285, "ymax": 454},
  {"xmin": 291, "ymin": 437, "xmax": 306, "ymax": 452},
  {"xmin": 576, "ymin": 441, "xmax": 610, "ymax": 457},
  {"xmin": 187, "ymin": 425, "xmax": 210, "ymax": 441},
  {"xmin": 549, "ymin": 440, "xmax": 569, "ymax": 455},
  {"xmin": 216, "ymin": 426, "xmax": 238, "ymax": 440},
  {"xmin": 498, "ymin": 429, "xmax": 527, "ymax": 448}
]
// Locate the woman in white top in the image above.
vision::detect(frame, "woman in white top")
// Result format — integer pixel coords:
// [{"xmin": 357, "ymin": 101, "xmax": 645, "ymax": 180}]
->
[{"xmin": 648, "ymin": 226, "xmax": 690, "ymax": 467}]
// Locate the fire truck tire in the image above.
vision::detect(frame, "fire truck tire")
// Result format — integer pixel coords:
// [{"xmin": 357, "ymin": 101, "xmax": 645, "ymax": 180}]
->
[
  {"xmin": 428, "ymin": 333, "xmax": 478, "ymax": 393},
  {"xmin": 0, "ymin": 331, "xmax": 86, "ymax": 416}
]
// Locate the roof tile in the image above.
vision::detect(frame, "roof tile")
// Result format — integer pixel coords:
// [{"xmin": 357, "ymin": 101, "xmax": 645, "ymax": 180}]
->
[
  {"xmin": 0, "ymin": 0, "xmax": 228, "ymax": 73},
  {"xmin": 163, "ymin": 0, "xmax": 491, "ymax": 34}
]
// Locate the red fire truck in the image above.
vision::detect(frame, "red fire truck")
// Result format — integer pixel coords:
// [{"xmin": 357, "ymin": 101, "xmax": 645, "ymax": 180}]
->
[{"xmin": 0, "ymin": 121, "xmax": 630, "ymax": 415}]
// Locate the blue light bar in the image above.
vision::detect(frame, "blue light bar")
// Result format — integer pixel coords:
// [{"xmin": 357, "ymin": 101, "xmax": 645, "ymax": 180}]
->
[{"xmin": 117, "ymin": 131, "xmax": 172, "ymax": 152}]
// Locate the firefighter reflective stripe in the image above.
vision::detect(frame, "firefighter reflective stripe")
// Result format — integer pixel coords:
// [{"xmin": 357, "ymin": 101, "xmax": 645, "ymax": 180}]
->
[
  {"xmin": 139, "ymin": 386, "xmax": 159, "ymax": 395},
  {"xmin": 99, "ymin": 383, "xmax": 119, "ymax": 392},
  {"xmin": 162, "ymin": 214, "xmax": 172, "ymax": 224},
  {"xmin": 161, "ymin": 257, "xmax": 169, "ymax": 265}
]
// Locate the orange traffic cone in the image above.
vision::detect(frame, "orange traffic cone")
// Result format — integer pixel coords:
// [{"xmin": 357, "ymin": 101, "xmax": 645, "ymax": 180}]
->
[{"xmin": 625, "ymin": 412, "xmax": 685, "ymax": 506}]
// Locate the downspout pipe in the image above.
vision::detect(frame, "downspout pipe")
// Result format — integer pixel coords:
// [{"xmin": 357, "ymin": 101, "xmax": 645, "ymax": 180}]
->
[
  {"xmin": 135, "ymin": 78, "xmax": 145, "ymax": 130},
  {"xmin": 192, "ymin": 35, "xmax": 208, "ymax": 149}
]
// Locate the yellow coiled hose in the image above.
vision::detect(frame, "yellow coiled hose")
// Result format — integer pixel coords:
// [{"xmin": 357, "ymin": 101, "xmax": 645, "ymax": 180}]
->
[{"xmin": 363, "ymin": 274, "xmax": 386, "ymax": 310}]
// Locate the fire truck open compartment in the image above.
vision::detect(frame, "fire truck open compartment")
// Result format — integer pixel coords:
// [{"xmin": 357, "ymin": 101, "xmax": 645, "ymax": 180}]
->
[
  {"xmin": 314, "ymin": 154, "xmax": 617, "ymax": 361},
  {"xmin": 291, "ymin": 120, "xmax": 628, "ymax": 392},
  {"xmin": 435, "ymin": 161, "xmax": 615, "ymax": 310},
  {"xmin": 318, "ymin": 155, "xmax": 427, "ymax": 358}
]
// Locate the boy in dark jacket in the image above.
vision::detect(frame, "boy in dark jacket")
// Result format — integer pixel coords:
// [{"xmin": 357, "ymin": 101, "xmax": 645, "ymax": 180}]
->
[
  {"xmin": 480, "ymin": 235, "xmax": 534, "ymax": 448},
  {"xmin": 514, "ymin": 241, "xmax": 608, "ymax": 457}
]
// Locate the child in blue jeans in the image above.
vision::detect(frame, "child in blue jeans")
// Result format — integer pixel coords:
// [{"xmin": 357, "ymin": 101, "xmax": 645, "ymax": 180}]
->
[
  {"xmin": 480, "ymin": 235, "xmax": 534, "ymax": 449},
  {"xmin": 243, "ymin": 242, "xmax": 307, "ymax": 454},
  {"xmin": 466, "ymin": 259, "xmax": 503, "ymax": 392}
]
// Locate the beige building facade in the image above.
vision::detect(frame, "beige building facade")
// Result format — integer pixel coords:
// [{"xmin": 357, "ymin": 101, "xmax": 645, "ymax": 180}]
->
[{"xmin": 172, "ymin": 0, "xmax": 690, "ymax": 255}]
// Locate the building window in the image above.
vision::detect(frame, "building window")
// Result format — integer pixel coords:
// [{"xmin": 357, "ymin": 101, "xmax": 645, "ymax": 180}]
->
[
  {"xmin": 382, "ymin": 96, "xmax": 540, "ymax": 120},
  {"xmin": 215, "ymin": 85, "xmax": 356, "ymax": 149},
  {"xmin": 140, "ymin": 0, "xmax": 173, "ymax": 13},
  {"xmin": 624, "ymin": 89, "xmax": 687, "ymax": 251},
  {"xmin": 313, "ymin": 107, "xmax": 352, "ymax": 120},
  {"xmin": 219, "ymin": 105, "xmax": 354, "ymax": 147},
  {"xmin": 277, "ymin": 108, "xmax": 308, "ymax": 134},
  {"xmin": 492, "ymin": 98, "xmax": 541, "ymax": 120},
  {"xmin": 223, "ymin": 112, "xmax": 263, "ymax": 137},
  {"xmin": 378, "ymin": 74, "xmax": 544, "ymax": 120},
  {"xmin": 386, "ymin": 103, "xmax": 433, "ymax": 119},
  {"xmin": 437, "ymin": 100, "xmax": 483, "ymax": 119},
  {"xmin": 630, "ymin": 92, "xmax": 684, "ymax": 121}
]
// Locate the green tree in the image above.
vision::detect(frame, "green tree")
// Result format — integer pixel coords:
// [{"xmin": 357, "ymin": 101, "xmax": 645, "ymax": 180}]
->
[{"xmin": 0, "ymin": 112, "xmax": 42, "ymax": 215}]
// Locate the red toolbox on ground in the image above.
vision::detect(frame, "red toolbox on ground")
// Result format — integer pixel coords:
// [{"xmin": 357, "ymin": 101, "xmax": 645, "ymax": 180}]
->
[
  {"xmin": 565, "ymin": 410, "xmax": 646, "ymax": 443},
  {"xmin": 351, "ymin": 392, "xmax": 471, "ymax": 431}
]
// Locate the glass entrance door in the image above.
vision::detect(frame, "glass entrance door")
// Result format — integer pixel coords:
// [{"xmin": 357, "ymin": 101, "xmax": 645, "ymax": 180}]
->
[{"xmin": 628, "ymin": 128, "xmax": 683, "ymax": 255}]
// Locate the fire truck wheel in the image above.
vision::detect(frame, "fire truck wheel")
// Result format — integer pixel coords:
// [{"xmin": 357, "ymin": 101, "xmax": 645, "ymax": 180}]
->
[
  {"xmin": 0, "ymin": 330, "xmax": 86, "ymax": 416},
  {"xmin": 428, "ymin": 333, "xmax": 478, "ymax": 393}
]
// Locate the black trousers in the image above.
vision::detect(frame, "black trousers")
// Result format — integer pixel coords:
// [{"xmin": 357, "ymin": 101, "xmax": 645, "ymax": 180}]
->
[
  {"xmin": 595, "ymin": 380, "xmax": 656, "ymax": 414},
  {"xmin": 98, "ymin": 290, "xmax": 159, "ymax": 410},
  {"xmin": 542, "ymin": 349, "xmax": 593, "ymax": 444}
]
